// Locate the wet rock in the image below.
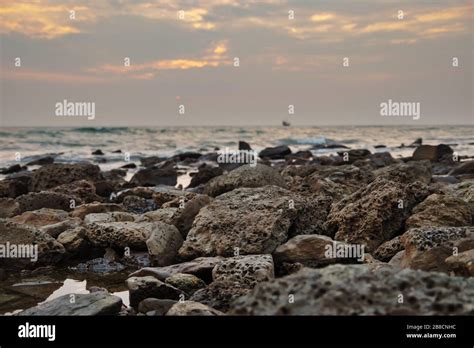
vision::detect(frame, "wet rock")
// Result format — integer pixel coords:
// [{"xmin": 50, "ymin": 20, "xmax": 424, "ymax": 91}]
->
[
  {"xmin": 72, "ymin": 258, "xmax": 126, "ymax": 274},
  {"xmin": 231, "ymin": 264, "xmax": 474, "ymax": 315},
  {"xmin": 130, "ymin": 163, "xmax": 177, "ymax": 187},
  {"xmin": 173, "ymin": 152, "xmax": 202, "ymax": 161},
  {"xmin": 337, "ymin": 149, "xmax": 371, "ymax": 163},
  {"xmin": 146, "ymin": 222, "xmax": 183, "ymax": 266},
  {"xmin": 92, "ymin": 149, "xmax": 104, "ymax": 155},
  {"xmin": 212, "ymin": 255, "xmax": 274, "ymax": 287},
  {"xmin": 19, "ymin": 292, "xmax": 122, "ymax": 315},
  {"xmin": 188, "ymin": 165, "xmax": 223, "ymax": 188},
  {"xmin": 0, "ymin": 164, "xmax": 23, "ymax": 175},
  {"xmin": 190, "ymin": 280, "xmax": 251, "ymax": 312},
  {"xmin": 15, "ymin": 192, "xmax": 76, "ymax": 213},
  {"xmin": 373, "ymin": 236, "xmax": 404, "ymax": 262},
  {"xmin": 121, "ymin": 163, "xmax": 137, "ymax": 169},
  {"xmin": 238, "ymin": 141, "xmax": 252, "ymax": 151},
  {"xmin": 129, "ymin": 257, "xmax": 223, "ymax": 282},
  {"xmin": 138, "ymin": 298, "xmax": 177, "ymax": 315},
  {"xmin": 0, "ymin": 220, "xmax": 65, "ymax": 269},
  {"xmin": 26, "ymin": 156, "xmax": 55, "ymax": 166},
  {"xmin": 165, "ymin": 273, "xmax": 206, "ymax": 295},
  {"xmin": 374, "ymin": 160, "xmax": 432, "ymax": 184},
  {"xmin": 39, "ymin": 218, "xmax": 82, "ymax": 238},
  {"xmin": 273, "ymin": 235, "xmax": 362, "ymax": 266},
  {"xmin": 166, "ymin": 301, "xmax": 224, "ymax": 316},
  {"xmin": 412, "ymin": 144, "xmax": 453, "ymax": 162},
  {"xmin": 204, "ymin": 164, "xmax": 286, "ymax": 197},
  {"xmin": 126, "ymin": 276, "xmax": 183, "ymax": 307},
  {"xmin": 115, "ymin": 187, "xmax": 155, "ymax": 202},
  {"xmin": 85, "ymin": 221, "xmax": 158, "ymax": 250},
  {"xmin": 325, "ymin": 177, "xmax": 430, "ymax": 252},
  {"xmin": 140, "ymin": 156, "xmax": 163, "ymax": 168},
  {"xmin": 123, "ymin": 195, "xmax": 157, "ymax": 214},
  {"xmin": 449, "ymin": 160, "xmax": 474, "ymax": 176},
  {"xmin": 57, "ymin": 227, "xmax": 89, "ymax": 255},
  {"xmin": 405, "ymin": 193, "xmax": 472, "ymax": 229},
  {"xmin": 179, "ymin": 186, "xmax": 299, "ymax": 259},
  {"xmin": 445, "ymin": 249, "xmax": 474, "ymax": 277},
  {"xmin": 0, "ymin": 198, "xmax": 20, "ymax": 218},
  {"xmin": 49, "ymin": 180, "xmax": 102, "ymax": 203},
  {"xmin": 399, "ymin": 226, "xmax": 473, "ymax": 272},
  {"xmin": 29, "ymin": 163, "xmax": 103, "ymax": 191},
  {"xmin": 259, "ymin": 145, "xmax": 291, "ymax": 160},
  {"xmin": 71, "ymin": 202, "xmax": 125, "ymax": 219}
]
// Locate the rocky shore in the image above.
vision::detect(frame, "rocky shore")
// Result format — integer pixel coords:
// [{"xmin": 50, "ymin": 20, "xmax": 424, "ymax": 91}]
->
[{"xmin": 0, "ymin": 142, "xmax": 473, "ymax": 316}]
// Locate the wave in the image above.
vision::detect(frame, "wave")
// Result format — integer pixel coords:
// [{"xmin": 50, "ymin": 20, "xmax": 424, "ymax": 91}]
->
[{"xmin": 279, "ymin": 137, "xmax": 327, "ymax": 145}]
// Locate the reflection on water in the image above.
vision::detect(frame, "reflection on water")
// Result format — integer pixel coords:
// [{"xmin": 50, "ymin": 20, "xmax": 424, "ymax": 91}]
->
[{"xmin": 1, "ymin": 273, "xmax": 129, "ymax": 315}]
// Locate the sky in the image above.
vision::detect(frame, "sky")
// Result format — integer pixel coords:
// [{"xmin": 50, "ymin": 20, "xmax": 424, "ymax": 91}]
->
[{"xmin": 0, "ymin": 0, "xmax": 473, "ymax": 127}]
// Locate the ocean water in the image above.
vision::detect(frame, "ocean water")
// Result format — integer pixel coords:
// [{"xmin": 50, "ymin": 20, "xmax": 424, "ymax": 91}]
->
[{"xmin": 0, "ymin": 126, "xmax": 473, "ymax": 174}]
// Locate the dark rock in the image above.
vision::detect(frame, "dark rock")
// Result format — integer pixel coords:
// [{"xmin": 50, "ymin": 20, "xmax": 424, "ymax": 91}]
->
[
  {"xmin": 165, "ymin": 273, "xmax": 206, "ymax": 295},
  {"xmin": 238, "ymin": 141, "xmax": 252, "ymax": 151},
  {"xmin": 121, "ymin": 163, "xmax": 137, "ymax": 169},
  {"xmin": 190, "ymin": 280, "xmax": 251, "ymax": 312},
  {"xmin": 412, "ymin": 144, "xmax": 453, "ymax": 162},
  {"xmin": 138, "ymin": 298, "xmax": 176, "ymax": 315},
  {"xmin": 373, "ymin": 236, "xmax": 404, "ymax": 262},
  {"xmin": 123, "ymin": 195, "xmax": 157, "ymax": 214},
  {"xmin": 130, "ymin": 163, "xmax": 177, "ymax": 187},
  {"xmin": 126, "ymin": 276, "xmax": 183, "ymax": 307},
  {"xmin": 15, "ymin": 192, "xmax": 77, "ymax": 213},
  {"xmin": 0, "ymin": 164, "xmax": 23, "ymax": 175},
  {"xmin": 140, "ymin": 156, "xmax": 163, "ymax": 168},
  {"xmin": 71, "ymin": 258, "xmax": 126, "ymax": 274},
  {"xmin": 29, "ymin": 163, "xmax": 103, "ymax": 191},
  {"xmin": 188, "ymin": 165, "xmax": 223, "ymax": 188},
  {"xmin": 19, "ymin": 293, "xmax": 122, "ymax": 315},
  {"xmin": 146, "ymin": 222, "xmax": 183, "ymax": 266},
  {"xmin": 374, "ymin": 160, "xmax": 432, "ymax": 184},
  {"xmin": 259, "ymin": 145, "xmax": 291, "ymax": 159},
  {"xmin": 166, "ymin": 301, "xmax": 224, "ymax": 315},
  {"xmin": 26, "ymin": 156, "xmax": 55, "ymax": 166},
  {"xmin": 173, "ymin": 152, "xmax": 202, "ymax": 161},
  {"xmin": 449, "ymin": 160, "xmax": 474, "ymax": 176},
  {"xmin": 0, "ymin": 198, "xmax": 20, "ymax": 218},
  {"xmin": 92, "ymin": 149, "xmax": 104, "ymax": 155}
]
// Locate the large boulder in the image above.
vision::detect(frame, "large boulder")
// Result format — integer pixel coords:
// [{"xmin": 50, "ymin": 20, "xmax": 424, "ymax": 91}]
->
[
  {"xmin": 10, "ymin": 208, "xmax": 69, "ymax": 227},
  {"xmin": 204, "ymin": 164, "xmax": 286, "ymax": 197},
  {"xmin": 189, "ymin": 280, "xmax": 251, "ymax": 312},
  {"xmin": 399, "ymin": 226, "xmax": 474, "ymax": 272},
  {"xmin": 231, "ymin": 264, "xmax": 474, "ymax": 315},
  {"xmin": 179, "ymin": 186, "xmax": 299, "ymax": 259},
  {"xmin": 19, "ymin": 292, "xmax": 122, "ymax": 315},
  {"xmin": 212, "ymin": 254, "xmax": 274, "ymax": 287},
  {"xmin": 412, "ymin": 144, "xmax": 453, "ymax": 162},
  {"xmin": 405, "ymin": 193, "xmax": 472, "ymax": 229},
  {"xmin": 49, "ymin": 180, "xmax": 102, "ymax": 203},
  {"xmin": 324, "ymin": 177, "xmax": 430, "ymax": 252},
  {"xmin": 188, "ymin": 165, "xmax": 224, "ymax": 188},
  {"xmin": 29, "ymin": 163, "xmax": 103, "ymax": 191},
  {"xmin": 170, "ymin": 194, "xmax": 212, "ymax": 237},
  {"xmin": 449, "ymin": 160, "xmax": 474, "ymax": 176}
]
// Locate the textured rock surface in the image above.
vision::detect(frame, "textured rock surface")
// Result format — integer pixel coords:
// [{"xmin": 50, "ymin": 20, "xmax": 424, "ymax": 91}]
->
[
  {"xmin": 179, "ymin": 186, "xmax": 299, "ymax": 259},
  {"xmin": 29, "ymin": 163, "xmax": 103, "ymax": 191},
  {"xmin": 57, "ymin": 227, "xmax": 89, "ymax": 255},
  {"xmin": 0, "ymin": 219, "xmax": 65, "ymax": 269},
  {"xmin": 71, "ymin": 203, "xmax": 125, "ymax": 219},
  {"xmin": 85, "ymin": 221, "xmax": 160, "ymax": 250},
  {"xmin": 373, "ymin": 236, "xmax": 404, "ymax": 262},
  {"xmin": 212, "ymin": 254, "xmax": 274, "ymax": 287},
  {"xmin": 405, "ymin": 193, "xmax": 472, "ymax": 229},
  {"xmin": 273, "ymin": 235, "xmax": 362, "ymax": 266},
  {"xmin": 374, "ymin": 160, "xmax": 432, "ymax": 184},
  {"xmin": 412, "ymin": 144, "xmax": 453, "ymax": 162},
  {"xmin": 165, "ymin": 273, "xmax": 206, "ymax": 295},
  {"xmin": 400, "ymin": 226, "xmax": 474, "ymax": 272},
  {"xmin": 10, "ymin": 208, "xmax": 69, "ymax": 227},
  {"xmin": 325, "ymin": 178, "xmax": 429, "ymax": 252},
  {"xmin": 190, "ymin": 280, "xmax": 251, "ymax": 312},
  {"xmin": 204, "ymin": 164, "xmax": 286, "ymax": 197},
  {"xmin": 146, "ymin": 222, "xmax": 183, "ymax": 266},
  {"xmin": 138, "ymin": 298, "xmax": 176, "ymax": 315},
  {"xmin": 445, "ymin": 249, "xmax": 474, "ymax": 277},
  {"xmin": 19, "ymin": 293, "xmax": 122, "ymax": 316},
  {"xmin": 259, "ymin": 145, "xmax": 291, "ymax": 159},
  {"xmin": 170, "ymin": 194, "xmax": 211, "ymax": 237},
  {"xmin": 15, "ymin": 192, "xmax": 76, "ymax": 213},
  {"xmin": 126, "ymin": 276, "xmax": 183, "ymax": 307},
  {"xmin": 188, "ymin": 165, "xmax": 223, "ymax": 188},
  {"xmin": 231, "ymin": 264, "xmax": 474, "ymax": 315},
  {"xmin": 166, "ymin": 301, "xmax": 224, "ymax": 316},
  {"xmin": 130, "ymin": 164, "xmax": 177, "ymax": 187},
  {"xmin": 0, "ymin": 198, "xmax": 20, "ymax": 218}
]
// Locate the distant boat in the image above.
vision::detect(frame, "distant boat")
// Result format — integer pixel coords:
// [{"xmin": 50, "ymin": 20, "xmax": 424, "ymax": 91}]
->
[{"xmin": 282, "ymin": 121, "xmax": 291, "ymax": 127}]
